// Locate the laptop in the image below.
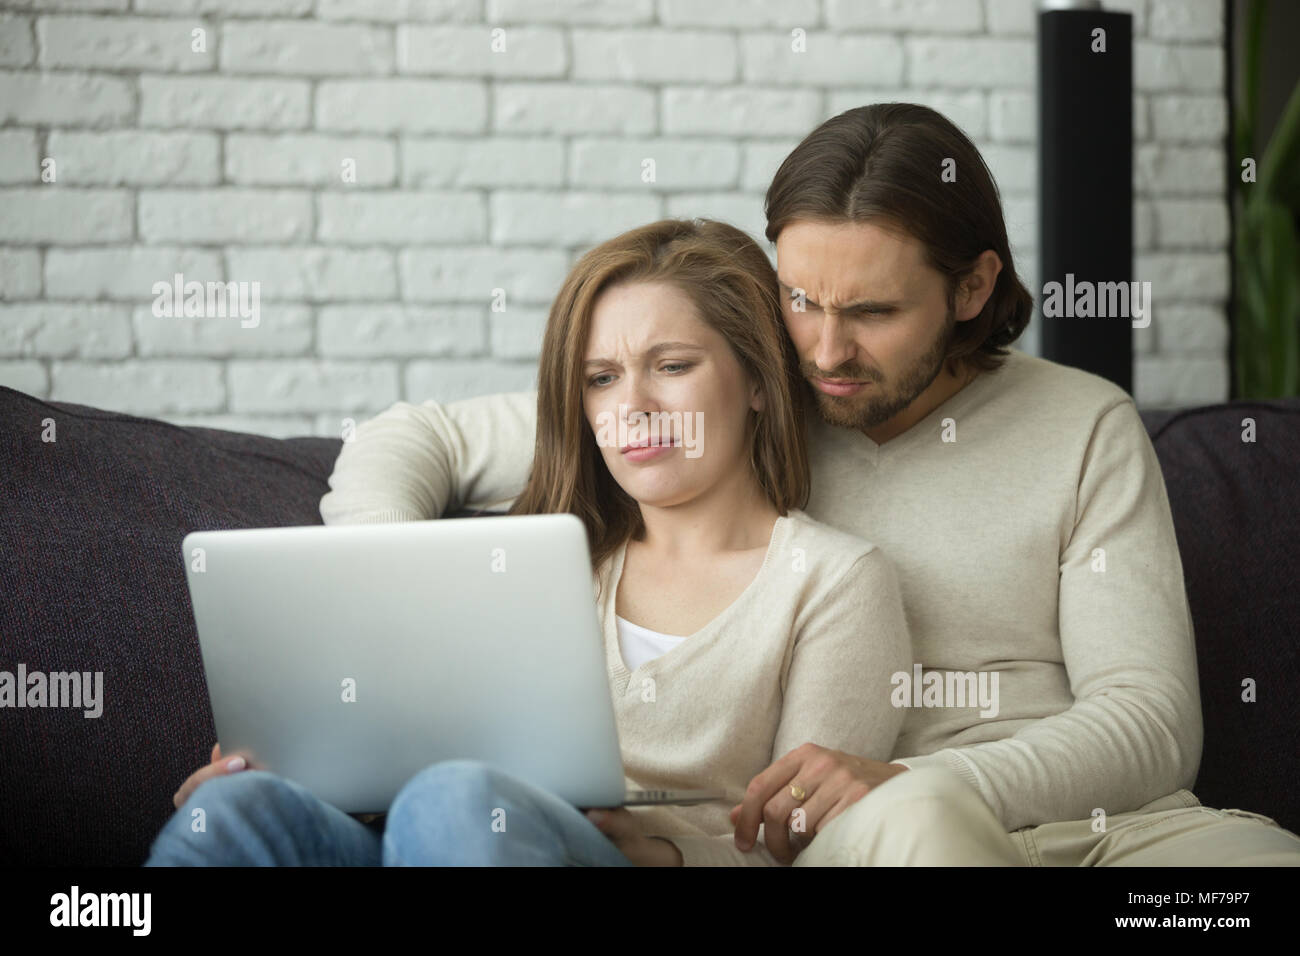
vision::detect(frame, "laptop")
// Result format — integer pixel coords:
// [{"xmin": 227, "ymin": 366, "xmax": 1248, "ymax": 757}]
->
[{"xmin": 181, "ymin": 513, "xmax": 726, "ymax": 813}]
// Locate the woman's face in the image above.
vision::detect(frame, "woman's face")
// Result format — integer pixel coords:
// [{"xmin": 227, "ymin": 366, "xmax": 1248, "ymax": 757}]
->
[{"xmin": 582, "ymin": 280, "xmax": 764, "ymax": 511}]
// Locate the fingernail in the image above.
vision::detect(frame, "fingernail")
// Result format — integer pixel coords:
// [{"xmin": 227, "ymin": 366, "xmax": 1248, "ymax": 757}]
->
[
  {"xmin": 226, "ymin": 756, "xmax": 246, "ymax": 772},
  {"xmin": 736, "ymin": 837, "xmax": 752, "ymax": 851},
  {"xmin": 586, "ymin": 810, "xmax": 606, "ymax": 825}
]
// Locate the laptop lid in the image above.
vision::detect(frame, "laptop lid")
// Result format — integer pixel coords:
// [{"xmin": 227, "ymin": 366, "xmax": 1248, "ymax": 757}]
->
[{"xmin": 182, "ymin": 514, "xmax": 629, "ymax": 813}]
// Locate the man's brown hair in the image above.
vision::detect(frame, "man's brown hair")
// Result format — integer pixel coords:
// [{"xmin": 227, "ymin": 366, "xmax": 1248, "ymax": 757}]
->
[{"xmin": 764, "ymin": 102, "xmax": 1033, "ymax": 373}]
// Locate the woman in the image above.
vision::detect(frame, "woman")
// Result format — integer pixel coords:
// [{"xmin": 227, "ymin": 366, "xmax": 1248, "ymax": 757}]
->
[{"xmin": 148, "ymin": 218, "xmax": 912, "ymax": 867}]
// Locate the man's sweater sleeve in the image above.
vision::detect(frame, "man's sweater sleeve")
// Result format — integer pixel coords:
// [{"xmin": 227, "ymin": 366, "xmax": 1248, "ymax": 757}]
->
[
  {"xmin": 319, "ymin": 391, "xmax": 539, "ymax": 524},
  {"xmin": 892, "ymin": 399, "xmax": 1202, "ymax": 832}
]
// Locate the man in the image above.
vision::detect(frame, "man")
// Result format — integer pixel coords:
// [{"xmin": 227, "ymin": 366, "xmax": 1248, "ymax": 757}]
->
[{"xmin": 320, "ymin": 103, "xmax": 1300, "ymax": 866}]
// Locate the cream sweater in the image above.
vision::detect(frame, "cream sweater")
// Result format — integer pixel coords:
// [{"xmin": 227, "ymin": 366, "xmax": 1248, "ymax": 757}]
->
[{"xmin": 320, "ymin": 346, "xmax": 1202, "ymax": 858}]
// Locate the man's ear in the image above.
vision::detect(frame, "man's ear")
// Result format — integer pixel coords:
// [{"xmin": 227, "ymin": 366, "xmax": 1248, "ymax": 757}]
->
[{"xmin": 956, "ymin": 250, "xmax": 1003, "ymax": 321}]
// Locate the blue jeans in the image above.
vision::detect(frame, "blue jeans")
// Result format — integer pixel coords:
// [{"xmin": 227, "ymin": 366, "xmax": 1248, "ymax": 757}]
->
[{"xmin": 144, "ymin": 759, "xmax": 638, "ymax": 866}]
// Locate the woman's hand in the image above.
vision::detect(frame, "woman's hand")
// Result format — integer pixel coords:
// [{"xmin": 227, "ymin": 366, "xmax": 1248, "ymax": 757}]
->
[
  {"xmin": 172, "ymin": 742, "xmax": 262, "ymax": 809},
  {"xmin": 585, "ymin": 808, "xmax": 683, "ymax": 866}
]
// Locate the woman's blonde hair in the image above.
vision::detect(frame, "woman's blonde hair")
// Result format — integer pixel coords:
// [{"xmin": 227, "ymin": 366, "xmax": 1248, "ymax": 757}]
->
[{"xmin": 507, "ymin": 218, "xmax": 811, "ymax": 576}]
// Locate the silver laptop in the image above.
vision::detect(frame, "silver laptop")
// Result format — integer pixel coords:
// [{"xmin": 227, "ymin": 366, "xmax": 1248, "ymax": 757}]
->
[{"xmin": 181, "ymin": 514, "xmax": 725, "ymax": 813}]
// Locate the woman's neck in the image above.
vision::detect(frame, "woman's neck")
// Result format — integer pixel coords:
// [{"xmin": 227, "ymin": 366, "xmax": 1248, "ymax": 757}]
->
[{"xmin": 631, "ymin": 481, "xmax": 782, "ymax": 561}]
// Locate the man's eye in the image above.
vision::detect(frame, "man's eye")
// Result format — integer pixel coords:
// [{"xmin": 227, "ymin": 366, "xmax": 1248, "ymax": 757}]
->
[{"xmin": 662, "ymin": 363, "xmax": 691, "ymax": 374}]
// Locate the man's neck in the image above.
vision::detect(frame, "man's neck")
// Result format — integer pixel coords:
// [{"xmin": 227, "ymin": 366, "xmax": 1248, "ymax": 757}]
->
[{"xmin": 861, "ymin": 360, "xmax": 980, "ymax": 446}]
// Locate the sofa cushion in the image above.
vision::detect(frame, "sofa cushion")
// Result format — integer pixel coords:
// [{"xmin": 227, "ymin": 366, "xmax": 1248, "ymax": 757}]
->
[
  {"xmin": 1139, "ymin": 398, "xmax": 1300, "ymax": 835},
  {"xmin": 0, "ymin": 386, "xmax": 346, "ymax": 865}
]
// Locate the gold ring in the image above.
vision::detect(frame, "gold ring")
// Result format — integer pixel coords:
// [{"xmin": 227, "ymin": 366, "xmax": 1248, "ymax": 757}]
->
[{"xmin": 790, "ymin": 784, "xmax": 806, "ymax": 802}]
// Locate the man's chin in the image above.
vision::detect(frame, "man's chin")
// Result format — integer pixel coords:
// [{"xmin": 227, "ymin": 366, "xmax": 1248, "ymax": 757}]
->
[{"xmin": 811, "ymin": 391, "xmax": 877, "ymax": 430}]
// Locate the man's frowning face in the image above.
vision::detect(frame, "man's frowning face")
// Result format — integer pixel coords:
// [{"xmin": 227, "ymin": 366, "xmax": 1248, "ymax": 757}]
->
[{"xmin": 776, "ymin": 218, "xmax": 965, "ymax": 433}]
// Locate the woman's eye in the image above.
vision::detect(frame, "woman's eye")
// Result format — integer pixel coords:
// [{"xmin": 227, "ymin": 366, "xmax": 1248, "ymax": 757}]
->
[{"xmin": 588, "ymin": 374, "xmax": 613, "ymax": 387}]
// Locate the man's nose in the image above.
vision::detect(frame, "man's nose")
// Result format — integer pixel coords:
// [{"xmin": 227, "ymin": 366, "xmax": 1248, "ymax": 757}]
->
[{"xmin": 812, "ymin": 313, "xmax": 857, "ymax": 372}]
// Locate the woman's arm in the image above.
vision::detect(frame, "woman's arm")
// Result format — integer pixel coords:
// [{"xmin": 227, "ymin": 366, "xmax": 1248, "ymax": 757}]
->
[
  {"xmin": 319, "ymin": 390, "xmax": 539, "ymax": 524},
  {"xmin": 772, "ymin": 548, "xmax": 913, "ymax": 764}
]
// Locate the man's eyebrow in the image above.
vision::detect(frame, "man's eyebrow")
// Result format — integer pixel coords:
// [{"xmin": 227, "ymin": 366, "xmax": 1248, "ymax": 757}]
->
[
  {"xmin": 583, "ymin": 341, "xmax": 707, "ymax": 368},
  {"xmin": 777, "ymin": 279, "xmax": 899, "ymax": 312}
]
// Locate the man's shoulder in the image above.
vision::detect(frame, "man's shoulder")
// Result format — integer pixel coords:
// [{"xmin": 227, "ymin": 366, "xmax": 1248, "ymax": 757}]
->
[{"xmin": 984, "ymin": 348, "xmax": 1136, "ymax": 428}]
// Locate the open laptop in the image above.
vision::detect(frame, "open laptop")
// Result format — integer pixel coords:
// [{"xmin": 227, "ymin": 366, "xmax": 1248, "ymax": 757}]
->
[{"xmin": 181, "ymin": 513, "xmax": 726, "ymax": 813}]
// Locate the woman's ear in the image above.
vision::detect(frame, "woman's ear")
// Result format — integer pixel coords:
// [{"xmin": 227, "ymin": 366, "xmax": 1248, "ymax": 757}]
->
[{"xmin": 750, "ymin": 381, "xmax": 766, "ymax": 414}]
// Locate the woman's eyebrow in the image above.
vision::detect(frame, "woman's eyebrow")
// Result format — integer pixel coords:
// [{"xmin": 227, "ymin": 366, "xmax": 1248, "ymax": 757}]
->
[{"xmin": 583, "ymin": 342, "xmax": 707, "ymax": 368}]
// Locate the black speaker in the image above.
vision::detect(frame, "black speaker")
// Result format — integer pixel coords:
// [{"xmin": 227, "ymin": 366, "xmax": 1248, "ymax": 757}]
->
[{"xmin": 1038, "ymin": 1, "xmax": 1134, "ymax": 393}]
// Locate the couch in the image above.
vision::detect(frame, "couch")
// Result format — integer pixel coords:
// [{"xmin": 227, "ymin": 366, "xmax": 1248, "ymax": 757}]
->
[{"xmin": 2, "ymin": 384, "xmax": 1297, "ymax": 865}]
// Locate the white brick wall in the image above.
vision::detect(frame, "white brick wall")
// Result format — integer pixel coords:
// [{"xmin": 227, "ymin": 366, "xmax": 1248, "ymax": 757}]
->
[{"xmin": 0, "ymin": 0, "xmax": 1231, "ymax": 435}]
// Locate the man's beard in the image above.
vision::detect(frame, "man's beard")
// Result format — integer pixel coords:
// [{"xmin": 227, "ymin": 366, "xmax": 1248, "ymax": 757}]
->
[{"xmin": 804, "ymin": 307, "xmax": 956, "ymax": 433}]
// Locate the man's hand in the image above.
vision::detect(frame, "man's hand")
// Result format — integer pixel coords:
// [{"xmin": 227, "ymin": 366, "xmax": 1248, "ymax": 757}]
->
[
  {"xmin": 730, "ymin": 743, "xmax": 910, "ymax": 864},
  {"xmin": 585, "ymin": 808, "xmax": 683, "ymax": 866}
]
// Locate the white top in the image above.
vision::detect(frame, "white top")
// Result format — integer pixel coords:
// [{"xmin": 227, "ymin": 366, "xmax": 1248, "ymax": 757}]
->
[
  {"xmin": 320, "ymin": 346, "xmax": 1201, "ymax": 864},
  {"xmin": 615, "ymin": 614, "xmax": 686, "ymax": 673}
]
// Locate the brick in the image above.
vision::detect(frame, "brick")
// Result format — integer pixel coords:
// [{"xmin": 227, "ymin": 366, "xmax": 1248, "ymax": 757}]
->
[
  {"xmin": 489, "ymin": 191, "xmax": 661, "ymax": 245},
  {"xmin": 318, "ymin": 304, "xmax": 485, "ymax": 357},
  {"xmin": 38, "ymin": 15, "xmax": 215, "ymax": 71},
  {"xmin": 400, "ymin": 247, "xmax": 569, "ymax": 304},
  {"xmin": 495, "ymin": 83, "xmax": 654, "ymax": 134},
  {"xmin": 139, "ymin": 190, "xmax": 312, "ymax": 243},
  {"xmin": 907, "ymin": 36, "xmax": 1035, "ymax": 87},
  {"xmin": 489, "ymin": 0, "xmax": 651, "ymax": 23},
  {"xmin": 0, "ymin": 188, "xmax": 132, "ymax": 242},
  {"xmin": 172, "ymin": 413, "xmax": 315, "ymax": 438},
  {"xmin": 663, "ymin": 86, "xmax": 819, "ymax": 136},
  {"xmin": 317, "ymin": 80, "xmax": 485, "ymax": 133},
  {"xmin": 133, "ymin": 303, "xmax": 312, "ymax": 356},
  {"xmin": 985, "ymin": 0, "xmax": 1035, "ymax": 35},
  {"xmin": 0, "ymin": 360, "xmax": 47, "ymax": 395},
  {"xmin": 1150, "ymin": 94, "xmax": 1227, "ymax": 142},
  {"xmin": 397, "ymin": 25, "xmax": 565, "ymax": 77},
  {"xmin": 1152, "ymin": 303, "xmax": 1228, "ymax": 354},
  {"xmin": 19, "ymin": 0, "xmax": 129, "ymax": 10},
  {"xmin": 980, "ymin": 144, "xmax": 1035, "ymax": 195},
  {"xmin": 225, "ymin": 134, "xmax": 396, "ymax": 187},
  {"xmin": 1153, "ymin": 198, "xmax": 1229, "ymax": 249},
  {"xmin": 989, "ymin": 91, "xmax": 1034, "ymax": 142},
  {"xmin": 0, "ymin": 247, "xmax": 41, "ymax": 298},
  {"xmin": 570, "ymin": 138, "xmax": 739, "ymax": 190},
  {"xmin": 827, "ymin": 0, "xmax": 981, "ymax": 32},
  {"xmin": 0, "ymin": 129, "xmax": 37, "ymax": 183},
  {"xmin": 660, "ymin": 0, "xmax": 816, "ymax": 27},
  {"xmin": 1135, "ymin": 199, "xmax": 1154, "ymax": 249},
  {"xmin": 1148, "ymin": 0, "xmax": 1221, "ymax": 42},
  {"xmin": 320, "ymin": 0, "xmax": 480, "ymax": 20},
  {"xmin": 140, "ymin": 76, "xmax": 310, "ymax": 130},
  {"xmin": 228, "ymin": 360, "xmax": 399, "ymax": 412},
  {"xmin": 1135, "ymin": 355, "xmax": 1227, "ymax": 408},
  {"xmin": 826, "ymin": 90, "xmax": 988, "ymax": 140},
  {"xmin": 400, "ymin": 137, "xmax": 564, "ymax": 188},
  {"xmin": 1134, "ymin": 41, "xmax": 1223, "ymax": 93},
  {"xmin": 0, "ymin": 70, "xmax": 133, "ymax": 126},
  {"xmin": 318, "ymin": 192, "xmax": 485, "ymax": 243},
  {"xmin": 1135, "ymin": 144, "xmax": 1223, "ymax": 195},
  {"xmin": 573, "ymin": 29, "xmax": 737, "ymax": 84},
  {"xmin": 51, "ymin": 360, "xmax": 225, "ymax": 413},
  {"xmin": 739, "ymin": 140, "xmax": 801, "ymax": 192},
  {"xmin": 0, "ymin": 14, "xmax": 35, "ymax": 67},
  {"xmin": 664, "ymin": 193, "xmax": 766, "ymax": 245},
  {"xmin": 45, "ymin": 247, "xmax": 222, "ymax": 299},
  {"xmin": 1136, "ymin": 251, "xmax": 1229, "ymax": 300},
  {"xmin": 220, "ymin": 21, "xmax": 393, "ymax": 75},
  {"xmin": 46, "ymin": 131, "xmax": 219, "ymax": 185},
  {"xmin": 405, "ymin": 358, "xmax": 537, "ymax": 402},
  {"xmin": 742, "ymin": 33, "xmax": 903, "ymax": 86},
  {"xmin": 225, "ymin": 247, "xmax": 396, "ymax": 300},
  {"xmin": 0, "ymin": 303, "xmax": 131, "ymax": 357},
  {"xmin": 488, "ymin": 306, "xmax": 548, "ymax": 359},
  {"xmin": 135, "ymin": 0, "xmax": 312, "ymax": 13}
]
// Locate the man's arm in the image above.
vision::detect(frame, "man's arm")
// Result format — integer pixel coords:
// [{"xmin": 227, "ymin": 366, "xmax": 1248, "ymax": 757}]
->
[
  {"xmin": 893, "ymin": 399, "xmax": 1203, "ymax": 832},
  {"xmin": 319, "ymin": 391, "xmax": 538, "ymax": 524}
]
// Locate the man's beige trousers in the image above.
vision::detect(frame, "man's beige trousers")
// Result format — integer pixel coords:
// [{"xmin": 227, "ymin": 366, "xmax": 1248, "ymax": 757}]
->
[{"xmin": 791, "ymin": 765, "xmax": 1300, "ymax": 866}]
